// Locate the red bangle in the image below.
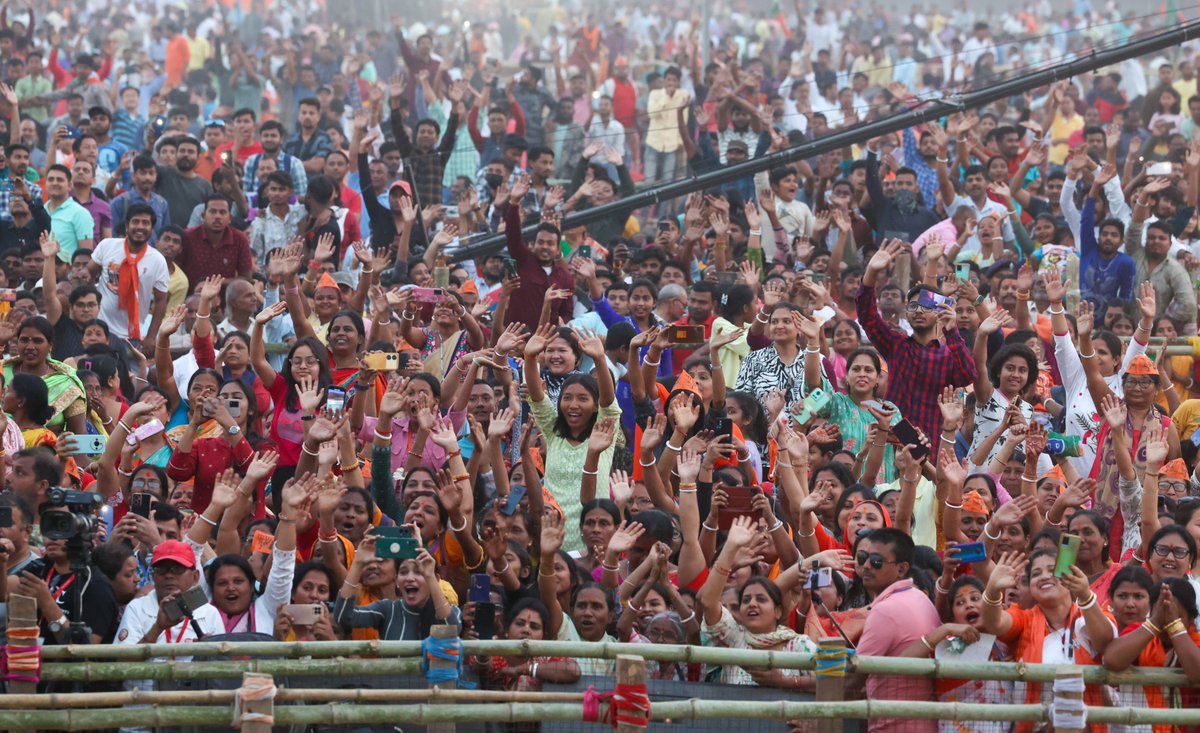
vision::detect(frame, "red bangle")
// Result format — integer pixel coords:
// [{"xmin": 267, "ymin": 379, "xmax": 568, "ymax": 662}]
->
[
  {"xmin": 445, "ymin": 450, "xmax": 462, "ymax": 459},
  {"xmin": 317, "ymin": 531, "xmax": 338, "ymax": 542}
]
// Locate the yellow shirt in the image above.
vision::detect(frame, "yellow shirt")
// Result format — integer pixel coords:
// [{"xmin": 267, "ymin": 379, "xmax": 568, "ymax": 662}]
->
[
  {"xmin": 167, "ymin": 264, "xmax": 189, "ymax": 312},
  {"xmin": 1171, "ymin": 398, "xmax": 1200, "ymax": 442},
  {"xmin": 644, "ymin": 89, "xmax": 689, "ymax": 154},
  {"xmin": 711, "ymin": 316, "xmax": 750, "ymax": 379},
  {"xmin": 1048, "ymin": 111, "xmax": 1083, "ymax": 165},
  {"xmin": 186, "ymin": 37, "xmax": 210, "ymax": 72}
]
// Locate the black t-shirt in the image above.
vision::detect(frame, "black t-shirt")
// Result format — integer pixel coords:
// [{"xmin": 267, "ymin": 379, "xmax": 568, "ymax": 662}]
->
[
  {"xmin": 52, "ymin": 318, "xmax": 85, "ymax": 362},
  {"xmin": 24, "ymin": 558, "xmax": 119, "ymax": 644}
]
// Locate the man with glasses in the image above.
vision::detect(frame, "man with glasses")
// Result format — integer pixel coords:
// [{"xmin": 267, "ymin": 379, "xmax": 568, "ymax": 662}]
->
[
  {"xmin": 858, "ymin": 239, "xmax": 978, "ymax": 445},
  {"xmin": 114, "ymin": 539, "xmax": 221, "ymax": 705},
  {"xmin": 854, "ymin": 528, "xmax": 941, "ymax": 733}
]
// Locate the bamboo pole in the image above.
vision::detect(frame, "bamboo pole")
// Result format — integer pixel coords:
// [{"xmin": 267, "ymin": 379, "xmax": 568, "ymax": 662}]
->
[
  {"xmin": 427, "ymin": 624, "xmax": 458, "ymax": 733},
  {"xmin": 615, "ymin": 655, "xmax": 646, "ymax": 733},
  {"xmin": 11, "ymin": 699, "xmax": 1200, "ymax": 731},
  {"xmin": 0, "ymin": 688, "xmax": 589, "ymax": 709},
  {"xmin": 35, "ymin": 640, "xmax": 1194, "ymax": 688},
  {"xmin": 814, "ymin": 638, "xmax": 846, "ymax": 733}
]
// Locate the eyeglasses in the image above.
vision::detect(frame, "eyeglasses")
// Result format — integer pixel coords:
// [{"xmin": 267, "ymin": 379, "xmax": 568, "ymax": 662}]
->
[
  {"xmin": 856, "ymin": 551, "xmax": 898, "ymax": 569},
  {"xmin": 1160, "ymin": 481, "xmax": 1188, "ymax": 495},
  {"xmin": 290, "ymin": 357, "xmax": 321, "ymax": 366},
  {"xmin": 905, "ymin": 302, "xmax": 932, "ymax": 313},
  {"xmin": 1152, "ymin": 544, "xmax": 1191, "ymax": 560},
  {"xmin": 152, "ymin": 563, "xmax": 188, "ymax": 577},
  {"xmin": 1123, "ymin": 377, "xmax": 1157, "ymax": 388}
]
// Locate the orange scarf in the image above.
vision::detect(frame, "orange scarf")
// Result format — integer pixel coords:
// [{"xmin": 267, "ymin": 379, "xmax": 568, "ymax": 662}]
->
[{"xmin": 120, "ymin": 242, "xmax": 148, "ymax": 340}]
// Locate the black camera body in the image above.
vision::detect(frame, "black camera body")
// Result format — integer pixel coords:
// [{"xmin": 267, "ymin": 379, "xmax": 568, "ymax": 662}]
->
[{"xmin": 40, "ymin": 488, "xmax": 102, "ymax": 541}]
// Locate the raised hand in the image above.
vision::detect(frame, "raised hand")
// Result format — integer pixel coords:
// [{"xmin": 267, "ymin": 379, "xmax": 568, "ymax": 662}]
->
[
  {"xmin": 246, "ymin": 449, "xmax": 279, "ymax": 484},
  {"xmin": 255, "ymin": 300, "xmax": 288, "ymax": 325},
  {"xmin": 524, "ymin": 323, "xmax": 557, "ymax": 357},
  {"xmin": 1136, "ymin": 281, "xmax": 1156, "ymax": 322},
  {"xmin": 639, "ymin": 413, "xmax": 668, "ymax": 452},
  {"xmin": 1100, "ymin": 393, "xmax": 1126, "ymax": 430},
  {"xmin": 866, "ymin": 239, "xmax": 907, "ymax": 275},
  {"xmin": 588, "ymin": 417, "xmax": 616, "ymax": 453},
  {"xmin": 605, "ymin": 521, "xmax": 646, "ymax": 556}
]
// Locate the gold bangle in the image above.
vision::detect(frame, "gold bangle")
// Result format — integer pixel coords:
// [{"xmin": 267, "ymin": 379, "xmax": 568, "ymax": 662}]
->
[
  {"xmin": 1143, "ymin": 620, "xmax": 1162, "ymax": 636},
  {"xmin": 982, "ymin": 592, "xmax": 1004, "ymax": 607}
]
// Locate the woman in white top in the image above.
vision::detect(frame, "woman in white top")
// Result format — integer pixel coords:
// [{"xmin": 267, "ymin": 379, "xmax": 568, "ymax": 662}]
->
[{"xmin": 969, "ymin": 308, "xmax": 1038, "ymax": 468}]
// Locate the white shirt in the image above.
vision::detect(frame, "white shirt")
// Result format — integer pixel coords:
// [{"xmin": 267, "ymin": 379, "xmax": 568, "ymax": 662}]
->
[
  {"xmin": 92, "ymin": 237, "xmax": 170, "ymax": 340},
  {"xmin": 948, "ymin": 195, "xmax": 1015, "ymax": 255}
]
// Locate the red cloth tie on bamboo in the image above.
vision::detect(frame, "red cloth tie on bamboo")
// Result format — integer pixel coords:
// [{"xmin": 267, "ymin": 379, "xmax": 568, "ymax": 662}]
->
[{"xmin": 582, "ymin": 683, "xmax": 650, "ymax": 728}]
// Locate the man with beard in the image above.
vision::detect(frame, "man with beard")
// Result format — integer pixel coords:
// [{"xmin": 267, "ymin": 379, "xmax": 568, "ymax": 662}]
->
[
  {"xmin": 858, "ymin": 240, "xmax": 977, "ymax": 445},
  {"xmin": 947, "ymin": 165, "xmax": 1014, "ymax": 256},
  {"xmin": 284, "ymin": 98, "xmax": 333, "ymax": 177},
  {"xmin": 0, "ymin": 176, "xmax": 49, "ymax": 251},
  {"xmin": 669, "ymin": 280, "xmax": 718, "ymax": 372},
  {"xmin": 1127, "ymin": 180, "xmax": 1197, "ymax": 333},
  {"xmin": 241, "ymin": 121, "xmax": 308, "ymax": 200},
  {"xmin": 475, "ymin": 253, "xmax": 507, "ymax": 301},
  {"xmin": 1080, "ymin": 172, "xmax": 1136, "ymax": 314},
  {"xmin": 152, "ymin": 136, "xmax": 213, "ymax": 233},
  {"xmin": 391, "ymin": 80, "xmax": 463, "ymax": 208},
  {"xmin": 42, "ymin": 229, "xmax": 100, "ymax": 359},
  {"xmin": 499, "ymin": 176, "xmax": 574, "ymax": 332},
  {"xmin": 111, "ymin": 154, "xmax": 171, "ymax": 244},
  {"xmin": 87, "ymin": 204, "xmax": 170, "ymax": 345}
]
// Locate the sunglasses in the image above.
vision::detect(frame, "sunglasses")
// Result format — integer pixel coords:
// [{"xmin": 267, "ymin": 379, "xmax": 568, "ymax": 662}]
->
[
  {"xmin": 856, "ymin": 551, "xmax": 898, "ymax": 569},
  {"xmin": 1152, "ymin": 544, "xmax": 1191, "ymax": 560}
]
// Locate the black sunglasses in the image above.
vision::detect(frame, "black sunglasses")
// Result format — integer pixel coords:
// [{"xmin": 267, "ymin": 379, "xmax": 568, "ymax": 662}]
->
[{"xmin": 855, "ymin": 551, "xmax": 898, "ymax": 569}]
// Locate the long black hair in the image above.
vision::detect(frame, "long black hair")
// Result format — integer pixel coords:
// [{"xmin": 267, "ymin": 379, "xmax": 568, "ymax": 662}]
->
[
  {"xmin": 282, "ymin": 337, "xmax": 332, "ymax": 412},
  {"xmin": 552, "ymin": 373, "xmax": 600, "ymax": 440}
]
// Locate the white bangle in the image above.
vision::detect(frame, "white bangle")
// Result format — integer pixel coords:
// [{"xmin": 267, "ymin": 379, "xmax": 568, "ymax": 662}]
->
[
  {"xmin": 1078, "ymin": 593, "xmax": 1098, "ymax": 611},
  {"xmin": 447, "ymin": 515, "xmax": 468, "ymax": 532},
  {"xmin": 402, "ymin": 313, "xmax": 416, "ymax": 321},
  {"xmin": 1047, "ymin": 306, "xmax": 1066, "ymax": 315},
  {"xmin": 769, "ymin": 520, "xmax": 785, "ymax": 532},
  {"xmin": 748, "ymin": 229, "xmax": 762, "ymax": 236},
  {"xmin": 197, "ymin": 514, "xmax": 218, "ymax": 527},
  {"xmin": 679, "ymin": 612, "xmax": 697, "ymax": 624},
  {"xmin": 984, "ymin": 523, "xmax": 1001, "ymax": 540},
  {"xmin": 737, "ymin": 450, "xmax": 751, "ymax": 462},
  {"xmin": 804, "ymin": 346, "xmax": 822, "ymax": 354},
  {"xmin": 944, "ymin": 500, "xmax": 963, "ymax": 510},
  {"xmin": 531, "ymin": 662, "xmax": 539, "ymax": 679},
  {"xmin": 644, "ymin": 357, "xmax": 661, "ymax": 366},
  {"xmin": 582, "ymin": 468, "xmax": 598, "ymax": 475},
  {"xmin": 702, "ymin": 521, "xmax": 719, "ymax": 532},
  {"xmin": 639, "ymin": 459, "xmax": 655, "ymax": 467},
  {"xmin": 665, "ymin": 441, "xmax": 682, "ymax": 452}
]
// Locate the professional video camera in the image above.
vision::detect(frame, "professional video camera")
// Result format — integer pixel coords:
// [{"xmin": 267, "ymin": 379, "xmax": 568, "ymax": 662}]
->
[
  {"xmin": 39, "ymin": 488, "xmax": 103, "ymax": 646},
  {"xmin": 40, "ymin": 487, "xmax": 103, "ymax": 542}
]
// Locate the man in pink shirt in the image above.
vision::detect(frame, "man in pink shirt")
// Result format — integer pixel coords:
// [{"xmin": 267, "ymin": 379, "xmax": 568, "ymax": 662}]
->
[{"xmin": 854, "ymin": 529, "xmax": 942, "ymax": 733}]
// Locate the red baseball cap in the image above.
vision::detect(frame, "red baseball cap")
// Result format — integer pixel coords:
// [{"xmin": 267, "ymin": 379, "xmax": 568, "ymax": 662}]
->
[{"xmin": 152, "ymin": 540, "xmax": 197, "ymax": 569}]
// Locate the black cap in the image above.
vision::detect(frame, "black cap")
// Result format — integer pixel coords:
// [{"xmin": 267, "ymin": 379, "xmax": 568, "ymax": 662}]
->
[{"xmin": 502, "ymin": 133, "xmax": 528, "ymax": 151}]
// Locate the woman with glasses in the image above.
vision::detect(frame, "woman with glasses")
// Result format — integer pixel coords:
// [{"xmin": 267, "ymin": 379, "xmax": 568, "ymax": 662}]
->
[
  {"xmin": 982, "ymin": 550, "xmax": 1114, "ymax": 733},
  {"xmin": 251, "ymin": 298, "xmax": 333, "ymax": 509}
]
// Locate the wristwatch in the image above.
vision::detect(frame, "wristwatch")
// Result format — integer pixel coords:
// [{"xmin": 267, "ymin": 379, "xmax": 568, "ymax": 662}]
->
[
  {"xmin": 974, "ymin": 294, "xmax": 987, "ymax": 306},
  {"xmin": 226, "ymin": 425, "xmax": 242, "ymax": 436},
  {"xmin": 48, "ymin": 617, "xmax": 66, "ymax": 635}
]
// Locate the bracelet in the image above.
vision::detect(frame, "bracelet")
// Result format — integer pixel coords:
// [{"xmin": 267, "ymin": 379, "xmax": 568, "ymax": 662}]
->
[
  {"xmin": 748, "ymin": 229, "xmax": 762, "ymax": 236},
  {"xmin": 644, "ymin": 357, "xmax": 661, "ymax": 367},
  {"xmin": 1079, "ymin": 350, "xmax": 1096, "ymax": 360},
  {"xmin": 710, "ymin": 363, "xmax": 722, "ymax": 371},
  {"xmin": 903, "ymin": 472, "xmax": 920, "ymax": 482},
  {"xmin": 452, "ymin": 473, "xmax": 470, "ymax": 483},
  {"xmin": 779, "ymin": 461, "xmax": 794, "ymax": 468},
  {"xmin": 1166, "ymin": 619, "xmax": 1187, "ymax": 637},
  {"xmin": 804, "ymin": 346, "xmax": 822, "ymax": 354},
  {"xmin": 921, "ymin": 635, "xmax": 935, "ymax": 652},
  {"xmin": 679, "ymin": 612, "xmax": 696, "ymax": 624},
  {"xmin": 935, "ymin": 156, "xmax": 949, "ymax": 164},
  {"xmin": 531, "ymin": 662, "xmax": 539, "ymax": 679},
  {"xmin": 447, "ymin": 514, "xmax": 468, "ymax": 532},
  {"xmin": 1045, "ymin": 510, "xmax": 1064, "ymax": 527},
  {"xmin": 665, "ymin": 441, "xmax": 682, "ymax": 452},
  {"xmin": 277, "ymin": 515, "xmax": 297, "ymax": 523},
  {"xmin": 195, "ymin": 313, "xmax": 211, "ymax": 320},
  {"xmin": 197, "ymin": 514, "xmax": 218, "ymax": 527},
  {"xmin": 625, "ymin": 599, "xmax": 641, "ymax": 612},
  {"xmin": 301, "ymin": 443, "xmax": 319, "ymax": 457},
  {"xmin": 796, "ymin": 526, "xmax": 816, "ymax": 538},
  {"xmin": 935, "ymin": 579, "xmax": 950, "ymax": 595},
  {"xmin": 1077, "ymin": 593, "xmax": 1098, "ymax": 611},
  {"xmin": 117, "ymin": 420, "xmax": 133, "ymax": 433},
  {"xmin": 601, "ymin": 560, "xmax": 620, "ymax": 572},
  {"xmin": 284, "ymin": 286, "xmax": 300, "ymax": 295},
  {"xmin": 940, "ymin": 435, "xmax": 956, "ymax": 445},
  {"xmin": 361, "ymin": 268, "xmax": 375, "ymax": 275},
  {"xmin": 300, "ymin": 414, "xmax": 316, "ymax": 422},
  {"xmin": 639, "ymin": 458, "xmax": 655, "ymax": 467},
  {"xmin": 1136, "ymin": 323, "xmax": 1150, "ymax": 332},
  {"xmin": 373, "ymin": 429, "xmax": 392, "ymax": 442},
  {"xmin": 737, "ymin": 450, "xmax": 751, "ymax": 462},
  {"xmin": 769, "ymin": 520, "xmax": 785, "ymax": 532},
  {"xmin": 340, "ymin": 461, "xmax": 360, "ymax": 472},
  {"xmin": 983, "ymin": 523, "xmax": 1001, "ymax": 540},
  {"xmin": 755, "ymin": 313, "xmax": 769, "ymax": 324},
  {"xmin": 1047, "ymin": 306, "xmax": 1066, "ymax": 315},
  {"xmin": 702, "ymin": 521, "xmax": 719, "ymax": 532},
  {"xmin": 678, "ymin": 482, "xmax": 697, "ymax": 490},
  {"xmin": 713, "ymin": 565, "xmax": 732, "ymax": 577},
  {"xmin": 1143, "ymin": 620, "xmax": 1162, "ymax": 636},
  {"xmin": 343, "ymin": 581, "xmax": 361, "ymax": 589},
  {"xmin": 582, "ymin": 468, "xmax": 598, "ymax": 476},
  {"xmin": 102, "ymin": 416, "xmax": 114, "ymax": 425},
  {"xmin": 539, "ymin": 567, "xmax": 557, "ymax": 578},
  {"xmin": 444, "ymin": 450, "xmax": 462, "ymax": 459},
  {"xmin": 1020, "ymin": 475, "xmax": 1037, "ymax": 483},
  {"xmin": 944, "ymin": 499, "xmax": 964, "ymax": 510},
  {"xmin": 409, "ymin": 450, "xmax": 424, "ymax": 459},
  {"xmin": 982, "ymin": 592, "xmax": 1004, "ymax": 607}
]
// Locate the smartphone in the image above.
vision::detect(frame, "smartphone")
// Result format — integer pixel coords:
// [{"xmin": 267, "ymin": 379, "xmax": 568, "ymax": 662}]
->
[
  {"xmin": 130, "ymin": 492, "xmax": 155, "ymax": 519},
  {"xmin": 410, "ymin": 287, "xmax": 445, "ymax": 304},
  {"xmin": 0, "ymin": 289, "xmax": 15, "ymax": 302},
  {"xmin": 501, "ymin": 257, "xmax": 518, "ymax": 279},
  {"xmin": 0, "ymin": 506, "xmax": 12, "ymax": 529},
  {"xmin": 374, "ymin": 526, "xmax": 420, "ymax": 560},
  {"xmin": 364, "ymin": 352, "xmax": 399, "ymax": 371},
  {"xmin": 860, "ymin": 400, "xmax": 886, "ymax": 411},
  {"xmin": 804, "ymin": 387, "xmax": 830, "ymax": 416},
  {"xmin": 65, "ymin": 434, "xmax": 107, "ymax": 455},
  {"xmin": 576, "ymin": 244, "xmax": 593, "ymax": 261},
  {"xmin": 891, "ymin": 419, "xmax": 930, "ymax": 462},
  {"xmin": 715, "ymin": 417, "xmax": 733, "ymax": 438},
  {"xmin": 916, "ymin": 290, "xmax": 952, "ymax": 310},
  {"xmin": 164, "ymin": 585, "xmax": 209, "ymax": 624},
  {"xmin": 715, "ymin": 271, "xmax": 737, "ymax": 287},
  {"xmin": 64, "ymin": 126, "xmax": 81, "ymax": 140},
  {"xmin": 955, "ymin": 263, "xmax": 971, "ymax": 281},
  {"xmin": 474, "ymin": 602, "xmax": 496, "ymax": 640},
  {"xmin": 809, "ymin": 565, "xmax": 833, "ymax": 590},
  {"xmin": 468, "ymin": 574, "xmax": 492, "ymax": 604},
  {"xmin": 282, "ymin": 603, "xmax": 326, "ymax": 625},
  {"xmin": 326, "ymin": 388, "xmax": 346, "ymax": 413},
  {"xmin": 126, "ymin": 419, "xmax": 165, "ymax": 446},
  {"xmin": 882, "ymin": 230, "xmax": 909, "ymax": 242},
  {"xmin": 811, "ymin": 272, "xmax": 826, "ymax": 284},
  {"xmin": 717, "ymin": 486, "xmax": 761, "ymax": 532},
  {"xmin": 667, "ymin": 324, "xmax": 705, "ymax": 345},
  {"xmin": 226, "ymin": 398, "xmax": 242, "ymax": 418},
  {"xmin": 445, "ymin": 205, "xmax": 460, "ymax": 219},
  {"xmin": 657, "ymin": 221, "xmax": 673, "ymax": 233},
  {"xmin": 501, "ymin": 484, "xmax": 526, "ymax": 517},
  {"xmin": 952, "ymin": 541, "xmax": 988, "ymax": 564},
  {"xmin": 150, "ymin": 116, "xmax": 168, "ymax": 135},
  {"xmin": 1055, "ymin": 534, "xmax": 1081, "ymax": 578}
]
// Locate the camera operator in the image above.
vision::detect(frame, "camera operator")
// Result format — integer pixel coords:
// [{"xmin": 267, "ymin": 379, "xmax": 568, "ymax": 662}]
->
[{"xmin": 10, "ymin": 503, "xmax": 119, "ymax": 644}]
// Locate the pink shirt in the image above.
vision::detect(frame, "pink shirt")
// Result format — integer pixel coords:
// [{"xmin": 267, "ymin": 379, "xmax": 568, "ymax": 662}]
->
[{"xmin": 856, "ymin": 578, "xmax": 941, "ymax": 733}]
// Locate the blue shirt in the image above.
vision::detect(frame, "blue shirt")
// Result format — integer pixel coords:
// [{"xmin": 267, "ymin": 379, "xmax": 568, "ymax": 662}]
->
[
  {"xmin": 111, "ymin": 189, "xmax": 171, "ymax": 245},
  {"xmin": 1079, "ymin": 196, "xmax": 1136, "ymax": 314}
]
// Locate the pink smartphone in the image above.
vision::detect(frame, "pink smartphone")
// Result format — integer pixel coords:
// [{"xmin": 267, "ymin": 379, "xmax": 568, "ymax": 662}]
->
[{"xmin": 126, "ymin": 419, "xmax": 165, "ymax": 445}]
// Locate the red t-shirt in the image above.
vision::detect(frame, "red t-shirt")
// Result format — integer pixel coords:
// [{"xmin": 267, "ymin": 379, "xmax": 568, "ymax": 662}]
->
[{"xmin": 265, "ymin": 376, "xmax": 304, "ymax": 467}]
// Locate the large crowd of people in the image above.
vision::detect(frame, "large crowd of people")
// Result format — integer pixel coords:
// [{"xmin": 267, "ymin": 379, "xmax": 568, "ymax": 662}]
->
[{"xmin": 5, "ymin": 0, "xmax": 1200, "ymax": 729}]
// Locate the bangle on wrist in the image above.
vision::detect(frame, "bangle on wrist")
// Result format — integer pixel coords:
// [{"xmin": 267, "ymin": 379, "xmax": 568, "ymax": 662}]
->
[{"xmin": 983, "ymin": 523, "xmax": 1001, "ymax": 540}]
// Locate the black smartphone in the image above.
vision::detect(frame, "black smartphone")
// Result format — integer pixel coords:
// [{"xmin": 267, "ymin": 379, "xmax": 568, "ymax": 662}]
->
[
  {"xmin": 715, "ymin": 418, "xmax": 733, "ymax": 438},
  {"xmin": 502, "ymin": 256, "xmax": 518, "ymax": 279},
  {"xmin": 0, "ymin": 506, "xmax": 11, "ymax": 528},
  {"xmin": 130, "ymin": 493, "xmax": 154, "ymax": 519},
  {"xmin": 474, "ymin": 602, "xmax": 495, "ymax": 640},
  {"xmin": 891, "ymin": 419, "xmax": 929, "ymax": 462},
  {"xmin": 468, "ymin": 574, "xmax": 491, "ymax": 604}
]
